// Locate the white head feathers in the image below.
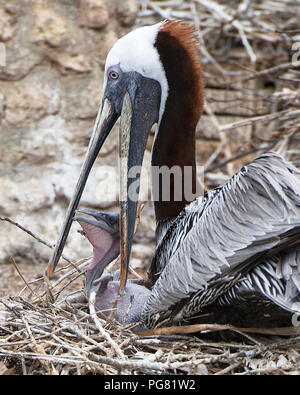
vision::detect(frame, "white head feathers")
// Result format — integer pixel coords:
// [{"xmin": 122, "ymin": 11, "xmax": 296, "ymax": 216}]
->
[{"xmin": 104, "ymin": 22, "xmax": 169, "ymax": 124}]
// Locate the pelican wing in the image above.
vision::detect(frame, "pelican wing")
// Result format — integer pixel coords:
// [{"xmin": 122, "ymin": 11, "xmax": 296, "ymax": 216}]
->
[{"xmin": 142, "ymin": 152, "xmax": 300, "ymax": 327}]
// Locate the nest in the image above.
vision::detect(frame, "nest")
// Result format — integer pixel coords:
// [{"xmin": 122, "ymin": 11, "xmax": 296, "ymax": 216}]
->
[
  {"xmin": 1, "ymin": 0, "xmax": 300, "ymax": 375},
  {"xmin": 0, "ymin": 262, "xmax": 300, "ymax": 375},
  {"xmin": 0, "ymin": 219, "xmax": 300, "ymax": 376}
]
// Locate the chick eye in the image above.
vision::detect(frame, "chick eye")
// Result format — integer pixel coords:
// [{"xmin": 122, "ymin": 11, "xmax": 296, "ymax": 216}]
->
[{"xmin": 109, "ymin": 70, "xmax": 119, "ymax": 80}]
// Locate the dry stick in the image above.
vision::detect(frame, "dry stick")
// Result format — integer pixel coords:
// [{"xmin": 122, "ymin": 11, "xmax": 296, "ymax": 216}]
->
[
  {"xmin": 1, "ymin": 302, "xmax": 298, "ymax": 374},
  {"xmin": 276, "ymin": 29, "xmax": 300, "ymax": 34},
  {"xmin": 21, "ymin": 315, "xmax": 52, "ymax": 374},
  {"xmin": 0, "ymin": 350, "xmax": 101, "ymax": 368},
  {"xmin": 233, "ymin": 62, "xmax": 300, "ymax": 85},
  {"xmin": 137, "ymin": 323, "xmax": 300, "ymax": 338},
  {"xmin": 138, "ymin": 323, "xmax": 233, "ymax": 336},
  {"xmin": 0, "ymin": 348, "xmax": 168, "ymax": 373},
  {"xmin": 0, "ymin": 217, "xmax": 81, "ymax": 273},
  {"xmin": 0, "ymin": 298, "xmax": 22, "ymax": 318},
  {"xmin": 9, "ymin": 257, "xmax": 35, "ymax": 295},
  {"xmin": 43, "ymin": 338, "xmax": 97, "ymax": 375},
  {"xmin": 194, "ymin": 0, "xmax": 256, "ymax": 63},
  {"xmin": 67, "ymin": 325, "xmax": 110, "ymax": 356},
  {"xmin": 191, "ymin": 7, "xmax": 233, "ymax": 76},
  {"xmin": 146, "ymin": 0, "xmax": 171, "ymax": 19},
  {"xmin": 89, "ymin": 290, "xmax": 126, "ymax": 361},
  {"xmin": 204, "ymin": 100, "xmax": 234, "ymax": 175},
  {"xmin": 219, "ymin": 109, "xmax": 300, "ymax": 132},
  {"xmin": 6, "ymin": 297, "xmax": 154, "ymax": 371},
  {"xmin": 52, "ymin": 270, "xmax": 84, "ymax": 300},
  {"xmin": 15, "ymin": 257, "xmax": 88, "ymax": 292},
  {"xmin": 234, "ymin": 20, "xmax": 257, "ymax": 64},
  {"xmin": 214, "ymin": 361, "xmax": 241, "ymax": 375},
  {"xmin": 5, "ymin": 298, "xmax": 57, "ymax": 333},
  {"xmin": 261, "ymin": 336, "xmax": 300, "ymax": 352},
  {"xmin": 205, "ymin": 142, "xmax": 277, "ymax": 173},
  {"xmin": 31, "ymin": 260, "xmax": 89, "ymax": 304},
  {"xmin": 53, "ymin": 259, "xmax": 89, "ymax": 286},
  {"xmin": 170, "ymin": 338, "xmax": 299, "ymax": 371},
  {"xmin": 236, "ymin": 365, "xmax": 282, "ymax": 376},
  {"xmin": 3, "ymin": 297, "xmax": 110, "ymax": 357}
]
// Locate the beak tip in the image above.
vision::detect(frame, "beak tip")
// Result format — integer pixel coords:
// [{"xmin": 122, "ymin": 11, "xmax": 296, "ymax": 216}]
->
[
  {"xmin": 46, "ymin": 254, "xmax": 56, "ymax": 278},
  {"xmin": 119, "ymin": 282, "xmax": 125, "ymax": 296},
  {"xmin": 119, "ymin": 253, "xmax": 128, "ymax": 295},
  {"xmin": 46, "ymin": 268, "xmax": 52, "ymax": 278},
  {"xmin": 46, "ymin": 264, "xmax": 53, "ymax": 278}
]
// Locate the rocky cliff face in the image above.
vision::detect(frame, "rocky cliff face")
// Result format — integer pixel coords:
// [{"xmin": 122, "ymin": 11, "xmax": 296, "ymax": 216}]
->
[{"xmin": 0, "ymin": 0, "xmax": 155, "ymax": 267}]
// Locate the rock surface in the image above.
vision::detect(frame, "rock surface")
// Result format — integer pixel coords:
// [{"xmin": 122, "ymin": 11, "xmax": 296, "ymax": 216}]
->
[{"xmin": 0, "ymin": 0, "xmax": 141, "ymax": 266}]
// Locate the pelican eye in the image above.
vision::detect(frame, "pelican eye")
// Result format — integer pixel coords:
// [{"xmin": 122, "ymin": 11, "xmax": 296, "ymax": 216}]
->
[{"xmin": 109, "ymin": 70, "xmax": 119, "ymax": 80}]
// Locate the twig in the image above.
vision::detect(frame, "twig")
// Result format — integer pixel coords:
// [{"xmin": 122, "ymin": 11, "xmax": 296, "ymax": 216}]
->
[
  {"xmin": 220, "ymin": 110, "xmax": 300, "ymax": 132},
  {"xmin": 138, "ymin": 323, "xmax": 300, "ymax": 338},
  {"xmin": 147, "ymin": 0, "xmax": 171, "ymax": 19},
  {"xmin": 9, "ymin": 257, "xmax": 35, "ymax": 295},
  {"xmin": 0, "ymin": 217, "xmax": 81, "ymax": 273},
  {"xmin": 205, "ymin": 142, "xmax": 276, "ymax": 173},
  {"xmin": 89, "ymin": 290, "xmax": 126, "ymax": 361},
  {"xmin": 195, "ymin": 0, "xmax": 256, "ymax": 63},
  {"xmin": 215, "ymin": 362, "xmax": 241, "ymax": 375},
  {"xmin": 233, "ymin": 62, "xmax": 299, "ymax": 85}
]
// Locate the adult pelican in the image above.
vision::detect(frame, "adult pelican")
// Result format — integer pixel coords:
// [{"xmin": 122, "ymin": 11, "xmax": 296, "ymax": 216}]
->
[{"xmin": 48, "ymin": 21, "xmax": 300, "ymax": 329}]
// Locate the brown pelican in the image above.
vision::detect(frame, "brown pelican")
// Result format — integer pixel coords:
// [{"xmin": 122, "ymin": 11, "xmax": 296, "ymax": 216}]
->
[{"xmin": 47, "ymin": 20, "xmax": 300, "ymax": 329}]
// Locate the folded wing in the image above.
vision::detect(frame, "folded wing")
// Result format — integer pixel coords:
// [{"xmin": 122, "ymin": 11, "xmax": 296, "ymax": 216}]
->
[{"xmin": 143, "ymin": 152, "xmax": 300, "ymax": 327}]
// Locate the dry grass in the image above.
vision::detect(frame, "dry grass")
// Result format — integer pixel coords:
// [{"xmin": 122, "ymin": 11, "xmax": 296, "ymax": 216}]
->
[{"xmin": 1, "ymin": 0, "xmax": 300, "ymax": 375}]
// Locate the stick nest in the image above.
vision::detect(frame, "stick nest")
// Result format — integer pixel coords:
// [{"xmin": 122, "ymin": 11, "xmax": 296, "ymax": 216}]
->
[{"xmin": 0, "ymin": 267, "xmax": 300, "ymax": 375}]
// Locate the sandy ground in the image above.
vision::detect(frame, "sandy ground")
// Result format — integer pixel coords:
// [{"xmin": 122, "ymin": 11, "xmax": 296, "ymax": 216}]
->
[
  {"xmin": 0, "ymin": 260, "xmax": 86, "ymax": 299},
  {"xmin": 0, "ymin": 263, "xmax": 44, "ymax": 298}
]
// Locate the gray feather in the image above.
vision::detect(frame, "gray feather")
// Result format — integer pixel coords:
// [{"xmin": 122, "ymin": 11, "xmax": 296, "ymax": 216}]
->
[{"xmin": 142, "ymin": 152, "xmax": 300, "ymax": 327}]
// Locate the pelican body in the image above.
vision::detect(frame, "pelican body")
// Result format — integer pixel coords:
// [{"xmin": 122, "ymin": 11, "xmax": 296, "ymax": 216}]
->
[{"xmin": 48, "ymin": 21, "xmax": 300, "ymax": 330}]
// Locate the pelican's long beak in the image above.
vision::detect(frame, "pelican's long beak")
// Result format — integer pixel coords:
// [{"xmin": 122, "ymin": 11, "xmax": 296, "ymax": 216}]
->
[
  {"xmin": 47, "ymin": 71, "xmax": 161, "ymax": 297},
  {"xmin": 118, "ymin": 93, "xmax": 149, "ymax": 294},
  {"xmin": 47, "ymin": 99, "xmax": 118, "ymax": 277},
  {"xmin": 118, "ymin": 77, "xmax": 161, "ymax": 294}
]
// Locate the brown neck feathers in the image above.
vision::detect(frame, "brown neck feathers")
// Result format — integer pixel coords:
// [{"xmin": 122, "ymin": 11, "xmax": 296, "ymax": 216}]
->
[{"xmin": 152, "ymin": 21, "xmax": 204, "ymax": 222}]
